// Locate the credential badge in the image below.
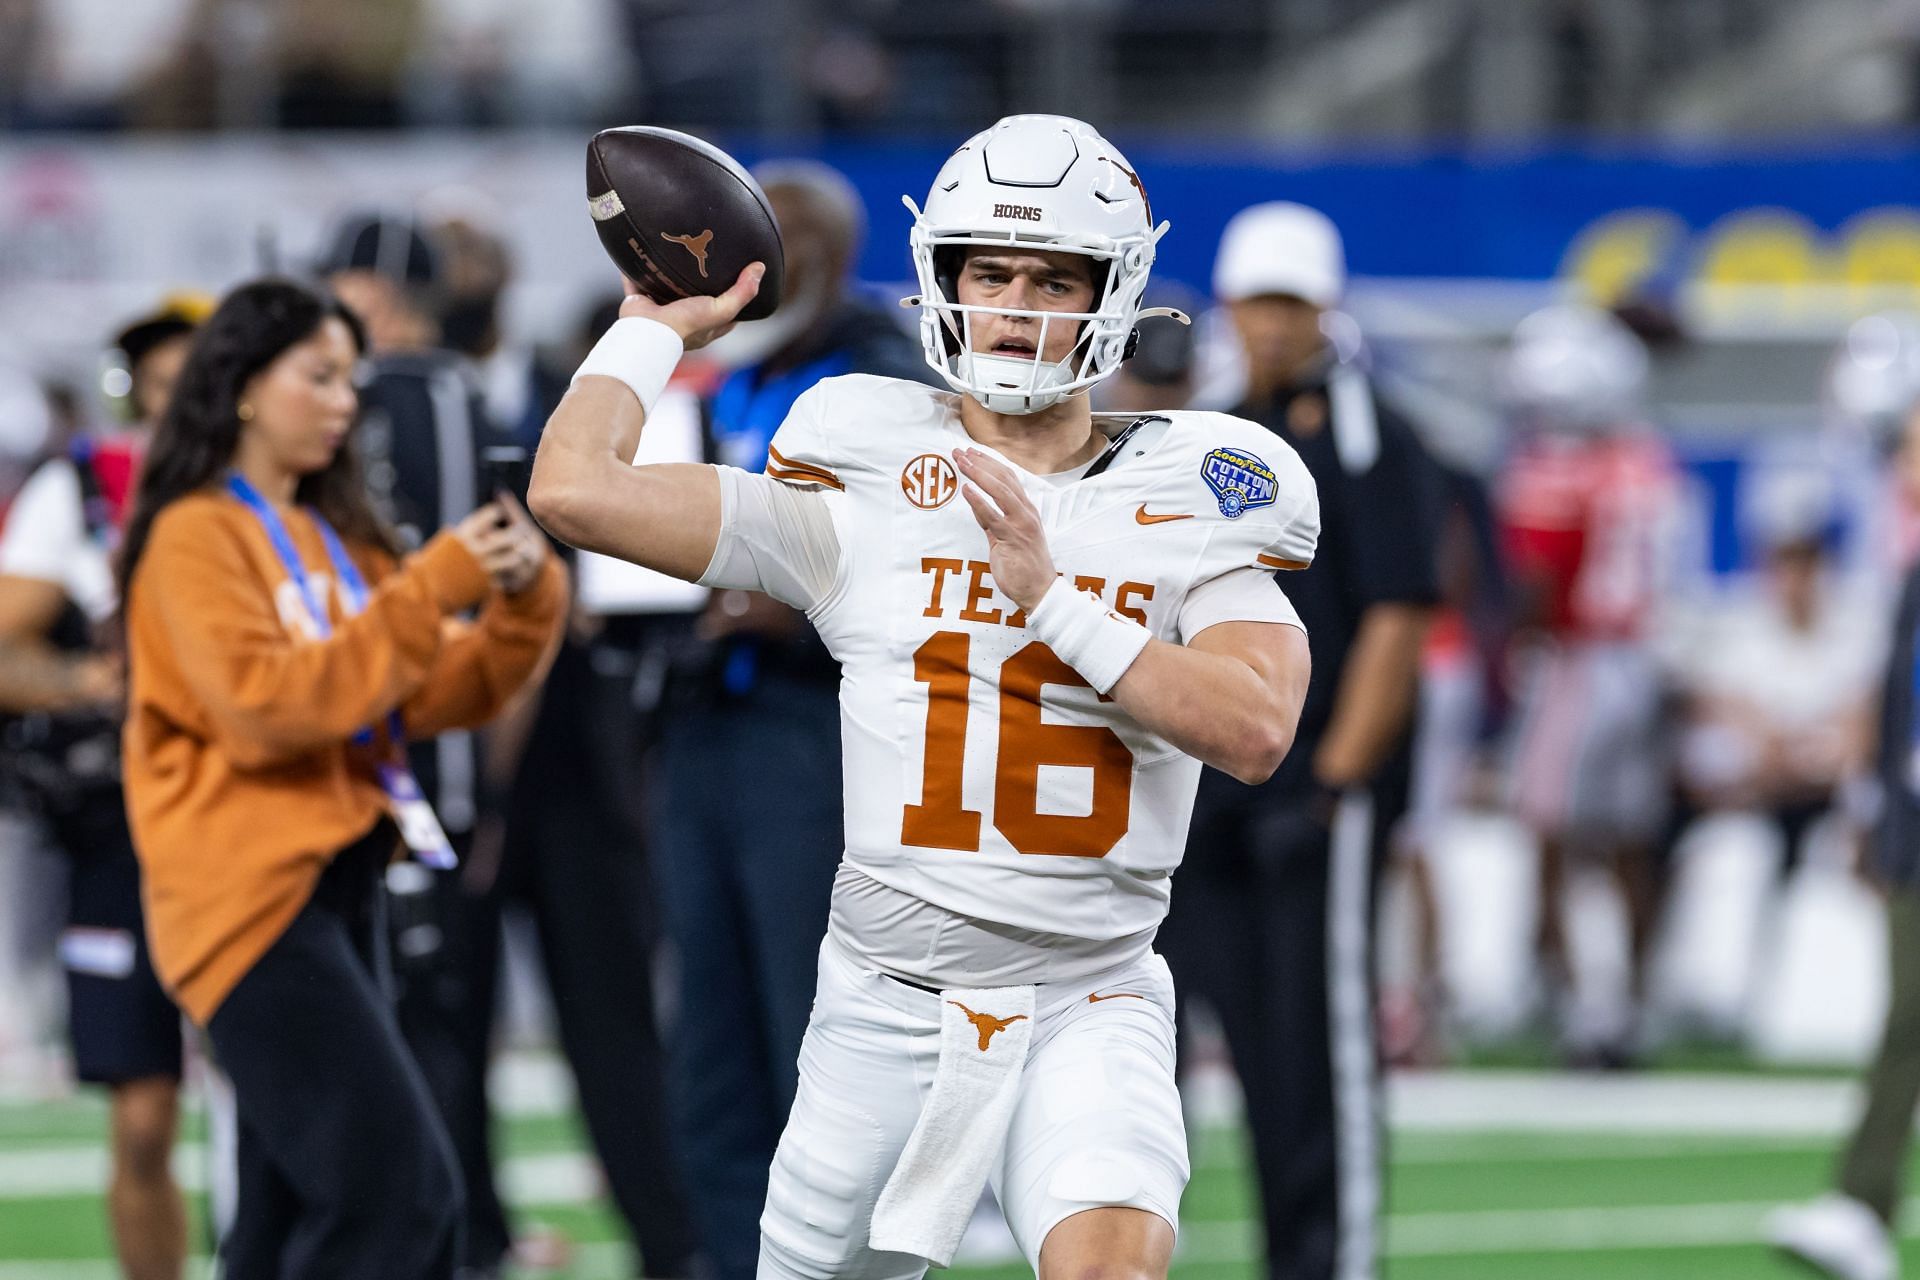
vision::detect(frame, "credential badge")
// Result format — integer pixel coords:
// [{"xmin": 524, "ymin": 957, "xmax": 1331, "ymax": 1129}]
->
[{"xmin": 1200, "ymin": 447, "xmax": 1278, "ymax": 519}]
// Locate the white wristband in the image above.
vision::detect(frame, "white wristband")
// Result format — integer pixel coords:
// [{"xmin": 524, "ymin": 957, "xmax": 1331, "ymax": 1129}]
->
[
  {"xmin": 571, "ymin": 316, "xmax": 685, "ymax": 416},
  {"xmin": 1026, "ymin": 578, "xmax": 1152, "ymax": 695}
]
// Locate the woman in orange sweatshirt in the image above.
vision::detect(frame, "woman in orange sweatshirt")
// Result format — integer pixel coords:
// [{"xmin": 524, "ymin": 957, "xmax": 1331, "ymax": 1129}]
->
[{"xmin": 117, "ymin": 278, "xmax": 566, "ymax": 1278}]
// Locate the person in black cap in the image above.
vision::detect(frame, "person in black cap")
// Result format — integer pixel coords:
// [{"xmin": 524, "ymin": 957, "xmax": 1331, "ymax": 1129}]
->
[
  {"xmin": 322, "ymin": 211, "xmax": 444, "ymax": 355},
  {"xmin": 112, "ymin": 299, "xmax": 207, "ymax": 427},
  {"xmin": 317, "ymin": 210, "xmax": 524, "ymax": 1277},
  {"xmin": 420, "ymin": 215, "xmax": 707, "ymax": 1280}
]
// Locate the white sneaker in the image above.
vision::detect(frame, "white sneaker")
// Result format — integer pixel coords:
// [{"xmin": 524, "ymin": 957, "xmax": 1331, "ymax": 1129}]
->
[{"xmin": 1768, "ymin": 1194, "xmax": 1897, "ymax": 1280}]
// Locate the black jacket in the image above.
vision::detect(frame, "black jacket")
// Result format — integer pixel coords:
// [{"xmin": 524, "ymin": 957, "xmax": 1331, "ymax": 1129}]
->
[{"xmin": 1196, "ymin": 359, "xmax": 1445, "ymax": 807}]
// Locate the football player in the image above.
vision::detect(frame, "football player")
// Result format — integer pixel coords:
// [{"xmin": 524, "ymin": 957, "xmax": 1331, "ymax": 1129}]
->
[{"xmin": 531, "ymin": 115, "xmax": 1318, "ymax": 1277}]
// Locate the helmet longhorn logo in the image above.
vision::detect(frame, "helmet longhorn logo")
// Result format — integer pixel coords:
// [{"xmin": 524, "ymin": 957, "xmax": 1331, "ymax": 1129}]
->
[
  {"xmin": 662, "ymin": 229, "xmax": 715, "ymax": 278},
  {"xmin": 948, "ymin": 1001, "xmax": 1028, "ymax": 1051},
  {"xmin": 1107, "ymin": 156, "xmax": 1152, "ymax": 223}
]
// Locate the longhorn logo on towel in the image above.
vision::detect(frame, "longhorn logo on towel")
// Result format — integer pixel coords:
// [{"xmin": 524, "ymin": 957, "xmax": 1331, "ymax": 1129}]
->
[{"xmin": 948, "ymin": 1001, "xmax": 1028, "ymax": 1051}]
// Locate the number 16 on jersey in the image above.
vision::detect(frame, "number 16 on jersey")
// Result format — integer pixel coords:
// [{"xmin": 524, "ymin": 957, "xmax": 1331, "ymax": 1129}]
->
[{"xmin": 902, "ymin": 632, "xmax": 1134, "ymax": 859}]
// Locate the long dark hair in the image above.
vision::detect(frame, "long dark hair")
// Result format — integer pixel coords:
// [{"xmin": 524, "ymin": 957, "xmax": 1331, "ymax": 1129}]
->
[{"xmin": 118, "ymin": 278, "xmax": 400, "ymax": 602}]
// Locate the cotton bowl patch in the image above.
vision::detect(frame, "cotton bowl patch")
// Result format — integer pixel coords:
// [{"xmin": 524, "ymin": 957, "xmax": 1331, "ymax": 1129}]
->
[{"xmin": 1201, "ymin": 447, "xmax": 1277, "ymax": 519}]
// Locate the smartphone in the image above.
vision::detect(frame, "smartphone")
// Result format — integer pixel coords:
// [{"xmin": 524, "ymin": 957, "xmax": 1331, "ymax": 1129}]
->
[{"xmin": 480, "ymin": 445, "xmax": 532, "ymax": 504}]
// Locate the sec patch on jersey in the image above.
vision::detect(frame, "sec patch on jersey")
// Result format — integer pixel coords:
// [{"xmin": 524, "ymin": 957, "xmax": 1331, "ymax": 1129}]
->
[{"xmin": 1200, "ymin": 446, "xmax": 1279, "ymax": 518}]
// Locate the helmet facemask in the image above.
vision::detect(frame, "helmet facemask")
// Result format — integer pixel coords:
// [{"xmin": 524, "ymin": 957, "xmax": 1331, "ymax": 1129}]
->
[{"xmin": 901, "ymin": 116, "xmax": 1190, "ymax": 415}]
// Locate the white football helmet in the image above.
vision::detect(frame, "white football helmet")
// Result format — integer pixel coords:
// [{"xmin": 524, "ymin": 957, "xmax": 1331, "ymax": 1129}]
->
[
  {"xmin": 1825, "ymin": 311, "xmax": 1920, "ymax": 449},
  {"xmin": 903, "ymin": 114, "xmax": 1182, "ymax": 415},
  {"xmin": 1501, "ymin": 303, "xmax": 1649, "ymax": 434}
]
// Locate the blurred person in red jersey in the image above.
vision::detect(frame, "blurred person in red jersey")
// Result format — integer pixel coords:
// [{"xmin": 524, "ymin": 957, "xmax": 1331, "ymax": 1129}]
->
[
  {"xmin": 0, "ymin": 293, "xmax": 209, "ymax": 1280},
  {"xmin": 1494, "ymin": 303, "xmax": 1683, "ymax": 1069}
]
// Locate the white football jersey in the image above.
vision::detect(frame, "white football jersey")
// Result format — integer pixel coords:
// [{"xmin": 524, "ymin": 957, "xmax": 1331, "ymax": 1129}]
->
[{"xmin": 700, "ymin": 374, "xmax": 1318, "ymax": 949}]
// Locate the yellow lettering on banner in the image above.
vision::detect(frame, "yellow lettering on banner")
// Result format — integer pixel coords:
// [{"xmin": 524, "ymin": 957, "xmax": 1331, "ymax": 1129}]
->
[
  {"xmin": 1560, "ymin": 203, "xmax": 1920, "ymax": 320},
  {"xmin": 1558, "ymin": 209, "xmax": 1687, "ymax": 306},
  {"xmin": 1696, "ymin": 210, "xmax": 1828, "ymax": 289},
  {"xmin": 1840, "ymin": 209, "xmax": 1920, "ymax": 301}
]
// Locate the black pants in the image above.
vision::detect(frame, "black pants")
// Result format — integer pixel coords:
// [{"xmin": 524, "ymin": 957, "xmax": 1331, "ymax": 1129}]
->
[
  {"xmin": 388, "ymin": 836, "xmax": 506, "ymax": 1270},
  {"xmin": 648, "ymin": 675, "xmax": 844, "ymax": 1280},
  {"xmin": 207, "ymin": 823, "xmax": 463, "ymax": 1280},
  {"xmin": 1163, "ymin": 793, "xmax": 1383, "ymax": 1280},
  {"xmin": 393, "ymin": 636, "xmax": 698, "ymax": 1277}
]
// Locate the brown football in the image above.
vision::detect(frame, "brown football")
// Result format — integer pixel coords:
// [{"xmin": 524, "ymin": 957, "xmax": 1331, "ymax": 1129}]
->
[{"xmin": 585, "ymin": 126, "xmax": 785, "ymax": 322}]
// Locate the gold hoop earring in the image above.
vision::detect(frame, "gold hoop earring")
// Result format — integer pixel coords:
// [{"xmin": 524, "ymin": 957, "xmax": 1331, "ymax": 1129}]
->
[{"xmin": 237, "ymin": 403, "xmax": 254, "ymax": 421}]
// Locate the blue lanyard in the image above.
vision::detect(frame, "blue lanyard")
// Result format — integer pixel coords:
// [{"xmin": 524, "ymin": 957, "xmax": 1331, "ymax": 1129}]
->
[{"xmin": 225, "ymin": 473, "xmax": 403, "ymax": 749}]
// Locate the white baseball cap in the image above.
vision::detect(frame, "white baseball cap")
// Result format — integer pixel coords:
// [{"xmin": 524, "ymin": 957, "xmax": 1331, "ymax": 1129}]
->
[{"xmin": 1212, "ymin": 202, "xmax": 1346, "ymax": 308}]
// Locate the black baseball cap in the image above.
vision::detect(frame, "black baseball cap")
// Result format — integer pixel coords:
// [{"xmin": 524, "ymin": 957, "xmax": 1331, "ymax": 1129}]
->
[
  {"xmin": 113, "ymin": 292, "xmax": 215, "ymax": 370},
  {"xmin": 318, "ymin": 212, "xmax": 440, "ymax": 286}
]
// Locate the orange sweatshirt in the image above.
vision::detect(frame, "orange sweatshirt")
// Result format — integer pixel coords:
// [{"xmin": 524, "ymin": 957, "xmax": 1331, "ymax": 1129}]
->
[{"xmin": 121, "ymin": 490, "xmax": 566, "ymax": 1024}]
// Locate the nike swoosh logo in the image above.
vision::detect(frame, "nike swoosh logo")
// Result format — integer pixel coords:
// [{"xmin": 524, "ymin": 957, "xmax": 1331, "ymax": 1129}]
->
[
  {"xmin": 1134, "ymin": 505, "xmax": 1193, "ymax": 525},
  {"xmin": 1087, "ymin": 991, "xmax": 1144, "ymax": 1003}
]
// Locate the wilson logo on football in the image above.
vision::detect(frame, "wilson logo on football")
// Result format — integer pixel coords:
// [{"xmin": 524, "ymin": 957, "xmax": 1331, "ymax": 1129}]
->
[{"xmin": 901, "ymin": 453, "xmax": 959, "ymax": 510}]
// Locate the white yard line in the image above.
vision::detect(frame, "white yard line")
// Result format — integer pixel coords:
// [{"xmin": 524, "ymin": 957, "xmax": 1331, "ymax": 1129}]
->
[
  {"xmin": 1386, "ymin": 1199, "xmax": 1779, "ymax": 1256},
  {"xmin": 1389, "ymin": 1133, "xmax": 1827, "ymax": 1164},
  {"xmin": 1387, "ymin": 1070, "xmax": 1864, "ymax": 1136},
  {"xmin": 0, "ymin": 1266, "xmax": 217, "ymax": 1280},
  {"xmin": 0, "ymin": 1145, "xmax": 603, "ymax": 1205}
]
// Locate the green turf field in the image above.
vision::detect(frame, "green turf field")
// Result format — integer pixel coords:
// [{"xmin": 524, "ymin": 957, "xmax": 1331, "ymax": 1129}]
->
[{"xmin": 0, "ymin": 1072, "xmax": 1913, "ymax": 1278}]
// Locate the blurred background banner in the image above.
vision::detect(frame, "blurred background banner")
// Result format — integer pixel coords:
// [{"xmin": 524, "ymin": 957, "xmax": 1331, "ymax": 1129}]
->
[{"xmin": 10, "ymin": 136, "xmax": 1920, "ymax": 358}]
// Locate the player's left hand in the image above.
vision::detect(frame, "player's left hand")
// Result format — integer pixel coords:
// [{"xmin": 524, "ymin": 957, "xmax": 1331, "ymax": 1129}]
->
[{"xmin": 954, "ymin": 447, "xmax": 1055, "ymax": 611}]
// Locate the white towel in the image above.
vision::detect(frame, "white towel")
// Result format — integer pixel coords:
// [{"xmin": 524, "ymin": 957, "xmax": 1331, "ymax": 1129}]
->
[{"xmin": 869, "ymin": 983, "xmax": 1037, "ymax": 1264}]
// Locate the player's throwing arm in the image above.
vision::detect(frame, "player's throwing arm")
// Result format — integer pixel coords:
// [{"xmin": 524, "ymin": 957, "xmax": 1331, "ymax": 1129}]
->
[
  {"xmin": 533, "ymin": 127, "xmax": 787, "ymax": 574},
  {"xmin": 528, "ymin": 265, "xmax": 763, "ymax": 577}
]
